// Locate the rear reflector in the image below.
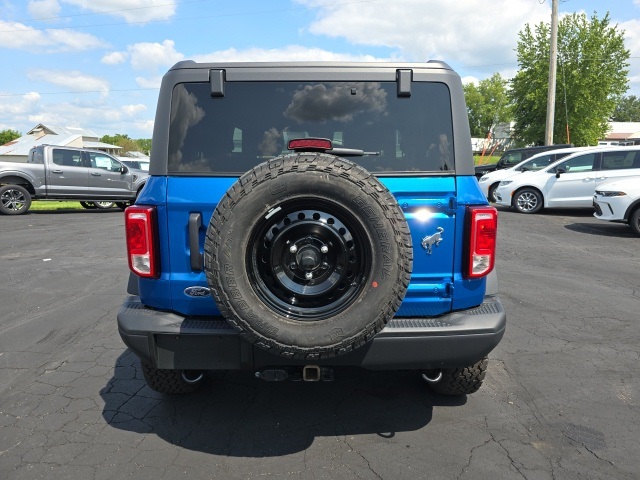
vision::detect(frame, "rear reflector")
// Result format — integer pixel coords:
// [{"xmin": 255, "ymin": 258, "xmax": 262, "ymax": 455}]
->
[
  {"xmin": 125, "ymin": 206, "xmax": 158, "ymax": 278},
  {"xmin": 465, "ymin": 206, "xmax": 497, "ymax": 279},
  {"xmin": 288, "ymin": 138, "xmax": 333, "ymax": 152}
]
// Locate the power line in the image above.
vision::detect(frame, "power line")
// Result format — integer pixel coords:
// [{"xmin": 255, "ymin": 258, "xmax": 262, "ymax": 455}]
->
[
  {"xmin": 13, "ymin": 0, "xmax": 209, "ymax": 23},
  {"xmin": 0, "ymin": 0, "xmax": 382, "ymax": 34}
]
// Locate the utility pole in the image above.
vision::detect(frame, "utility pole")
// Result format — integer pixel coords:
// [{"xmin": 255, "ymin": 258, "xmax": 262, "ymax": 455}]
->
[{"xmin": 545, "ymin": 0, "xmax": 559, "ymax": 145}]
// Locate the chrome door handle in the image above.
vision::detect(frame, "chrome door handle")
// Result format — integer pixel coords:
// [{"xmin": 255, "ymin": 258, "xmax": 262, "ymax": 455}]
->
[
  {"xmin": 51, "ymin": 169, "xmax": 63, "ymax": 174},
  {"xmin": 91, "ymin": 172, "xmax": 102, "ymax": 176}
]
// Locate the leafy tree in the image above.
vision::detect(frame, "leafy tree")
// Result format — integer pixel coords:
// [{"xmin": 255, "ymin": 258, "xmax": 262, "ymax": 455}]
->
[
  {"xmin": 135, "ymin": 138, "xmax": 152, "ymax": 155},
  {"xmin": 101, "ymin": 133, "xmax": 151, "ymax": 155},
  {"xmin": 0, "ymin": 129, "xmax": 21, "ymax": 145},
  {"xmin": 611, "ymin": 95, "xmax": 640, "ymax": 122},
  {"xmin": 463, "ymin": 73, "xmax": 512, "ymax": 138},
  {"xmin": 510, "ymin": 12, "xmax": 629, "ymax": 146}
]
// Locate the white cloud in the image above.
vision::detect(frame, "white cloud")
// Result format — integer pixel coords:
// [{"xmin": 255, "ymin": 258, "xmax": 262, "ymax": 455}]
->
[
  {"xmin": 135, "ymin": 76, "xmax": 162, "ymax": 89},
  {"xmin": 62, "ymin": 0, "xmax": 176, "ymax": 24},
  {"xmin": 461, "ymin": 76, "xmax": 480, "ymax": 86},
  {"xmin": 28, "ymin": 69, "xmax": 110, "ymax": 97},
  {"xmin": 0, "ymin": 92, "xmax": 41, "ymax": 117},
  {"xmin": 128, "ymin": 40, "xmax": 184, "ymax": 70},
  {"xmin": 122, "ymin": 104, "xmax": 147, "ymax": 116},
  {"xmin": 102, "ymin": 51, "xmax": 128, "ymax": 65},
  {"xmin": 296, "ymin": 0, "xmax": 548, "ymax": 68},
  {"xmin": 24, "ymin": 101, "xmax": 154, "ymax": 137},
  {"xmin": 0, "ymin": 20, "xmax": 107, "ymax": 52},
  {"xmin": 28, "ymin": 0, "xmax": 61, "ymax": 19},
  {"xmin": 191, "ymin": 45, "xmax": 392, "ymax": 63}
]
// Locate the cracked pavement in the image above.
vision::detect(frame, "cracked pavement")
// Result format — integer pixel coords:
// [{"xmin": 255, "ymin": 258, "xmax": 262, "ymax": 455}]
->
[{"xmin": 0, "ymin": 207, "xmax": 638, "ymax": 479}]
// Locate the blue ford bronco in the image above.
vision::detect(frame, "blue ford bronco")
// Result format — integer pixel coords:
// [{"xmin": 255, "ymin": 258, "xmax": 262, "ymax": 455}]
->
[{"xmin": 117, "ymin": 61, "xmax": 506, "ymax": 395}]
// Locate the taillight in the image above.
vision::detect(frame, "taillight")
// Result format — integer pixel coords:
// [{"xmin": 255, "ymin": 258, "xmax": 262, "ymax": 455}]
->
[
  {"xmin": 288, "ymin": 138, "xmax": 333, "ymax": 152},
  {"xmin": 465, "ymin": 206, "xmax": 497, "ymax": 279},
  {"xmin": 125, "ymin": 206, "xmax": 159, "ymax": 278}
]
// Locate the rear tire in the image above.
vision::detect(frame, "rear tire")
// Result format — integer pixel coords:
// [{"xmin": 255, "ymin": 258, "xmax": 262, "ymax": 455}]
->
[
  {"xmin": 140, "ymin": 361, "xmax": 204, "ymax": 394},
  {"xmin": 427, "ymin": 357, "xmax": 488, "ymax": 396},
  {"xmin": 488, "ymin": 184, "xmax": 498, "ymax": 203},
  {"xmin": 512, "ymin": 188, "xmax": 543, "ymax": 214},
  {"xmin": 0, "ymin": 185, "xmax": 31, "ymax": 215},
  {"xmin": 204, "ymin": 153, "xmax": 412, "ymax": 359},
  {"xmin": 629, "ymin": 208, "xmax": 640, "ymax": 237},
  {"xmin": 93, "ymin": 201, "xmax": 115, "ymax": 209}
]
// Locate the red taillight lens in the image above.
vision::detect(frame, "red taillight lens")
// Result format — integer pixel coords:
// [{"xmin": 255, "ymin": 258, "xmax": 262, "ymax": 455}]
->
[
  {"xmin": 125, "ymin": 206, "xmax": 158, "ymax": 278},
  {"xmin": 288, "ymin": 138, "xmax": 333, "ymax": 151},
  {"xmin": 465, "ymin": 206, "xmax": 497, "ymax": 279}
]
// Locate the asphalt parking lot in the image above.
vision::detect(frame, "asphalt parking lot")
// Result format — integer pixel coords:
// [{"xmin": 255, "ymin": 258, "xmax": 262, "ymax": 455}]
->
[{"xmin": 0, "ymin": 205, "xmax": 639, "ymax": 480}]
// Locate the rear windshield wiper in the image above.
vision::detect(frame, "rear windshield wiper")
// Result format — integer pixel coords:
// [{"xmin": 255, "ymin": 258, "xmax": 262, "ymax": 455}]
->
[{"xmin": 328, "ymin": 148, "xmax": 380, "ymax": 157}]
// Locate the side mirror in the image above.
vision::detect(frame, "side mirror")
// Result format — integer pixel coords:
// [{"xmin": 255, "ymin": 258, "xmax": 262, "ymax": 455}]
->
[
  {"xmin": 555, "ymin": 168, "xmax": 565, "ymax": 178},
  {"xmin": 121, "ymin": 165, "xmax": 129, "ymax": 174}
]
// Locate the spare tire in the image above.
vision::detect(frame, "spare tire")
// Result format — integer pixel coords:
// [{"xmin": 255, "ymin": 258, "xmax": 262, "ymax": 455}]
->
[{"xmin": 204, "ymin": 153, "xmax": 412, "ymax": 359}]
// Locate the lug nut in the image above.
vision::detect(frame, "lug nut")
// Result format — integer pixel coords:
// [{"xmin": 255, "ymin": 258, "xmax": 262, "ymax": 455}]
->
[
  {"xmin": 320, "ymin": 245, "xmax": 329, "ymax": 253},
  {"xmin": 305, "ymin": 272, "xmax": 313, "ymax": 280},
  {"xmin": 289, "ymin": 245, "xmax": 298, "ymax": 253}
]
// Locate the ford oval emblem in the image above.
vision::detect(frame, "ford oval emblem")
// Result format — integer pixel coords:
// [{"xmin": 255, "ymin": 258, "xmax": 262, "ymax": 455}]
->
[{"xmin": 184, "ymin": 286, "xmax": 211, "ymax": 297}]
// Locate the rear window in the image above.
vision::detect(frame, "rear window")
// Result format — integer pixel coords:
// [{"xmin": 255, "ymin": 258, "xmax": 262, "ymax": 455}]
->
[
  {"xmin": 168, "ymin": 81, "xmax": 454, "ymax": 175},
  {"xmin": 600, "ymin": 150, "xmax": 640, "ymax": 170}
]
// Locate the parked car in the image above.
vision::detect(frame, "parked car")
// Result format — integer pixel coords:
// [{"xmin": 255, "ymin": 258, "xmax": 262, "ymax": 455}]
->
[
  {"xmin": 478, "ymin": 146, "xmax": 590, "ymax": 202},
  {"xmin": 593, "ymin": 177, "xmax": 640, "ymax": 236},
  {"xmin": 119, "ymin": 158, "xmax": 150, "ymax": 172},
  {"xmin": 494, "ymin": 146, "xmax": 640, "ymax": 213},
  {"xmin": 0, "ymin": 145, "xmax": 148, "ymax": 215},
  {"xmin": 117, "ymin": 60, "xmax": 506, "ymax": 396},
  {"xmin": 474, "ymin": 144, "xmax": 573, "ymax": 179}
]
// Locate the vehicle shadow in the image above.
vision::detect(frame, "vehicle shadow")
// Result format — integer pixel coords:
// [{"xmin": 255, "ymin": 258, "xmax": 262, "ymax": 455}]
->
[
  {"xmin": 564, "ymin": 221, "xmax": 636, "ymax": 237},
  {"xmin": 100, "ymin": 350, "xmax": 463, "ymax": 457}
]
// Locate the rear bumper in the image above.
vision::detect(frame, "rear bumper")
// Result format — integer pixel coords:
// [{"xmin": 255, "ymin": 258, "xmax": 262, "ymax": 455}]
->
[{"xmin": 117, "ymin": 295, "xmax": 506, "ymax": 371}]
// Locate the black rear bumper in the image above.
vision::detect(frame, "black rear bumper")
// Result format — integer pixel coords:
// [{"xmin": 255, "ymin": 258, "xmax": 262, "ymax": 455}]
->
[{"xmin": 117, "ymin": 296, "xmax": 506, "ymax": 371}]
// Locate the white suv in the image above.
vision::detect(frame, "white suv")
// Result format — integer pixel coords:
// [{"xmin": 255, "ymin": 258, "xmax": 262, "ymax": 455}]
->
[
  {"xmin": 593, "ymin": 177, "xmax": 640, "ymax": 236},
  {"xmin": 494, "ymin": 146, "xmax": 640, "ymax": 213},
  {"xmin": 478, "ymin": 147, "xmax": 589, "ymax": 202}
]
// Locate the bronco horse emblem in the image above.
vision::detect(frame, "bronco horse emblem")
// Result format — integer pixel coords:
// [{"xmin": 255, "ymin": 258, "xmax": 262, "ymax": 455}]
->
[{"xmin": 421, "ymin": 227, "xmax": 444, "ymax": 254}]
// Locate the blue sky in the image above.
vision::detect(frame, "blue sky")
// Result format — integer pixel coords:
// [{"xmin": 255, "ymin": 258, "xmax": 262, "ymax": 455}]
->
[{"xmin": 1, "ymin": 0, "xmax": 639, "ymax": 139}]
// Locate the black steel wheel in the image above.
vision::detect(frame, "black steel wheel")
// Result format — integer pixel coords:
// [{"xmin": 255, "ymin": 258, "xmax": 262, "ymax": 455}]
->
[
  {"xmin": 249, "ymin": 200, "xmax": 370, "ymax": 320},
  {"xmin": 204, "ymin": 153, "xmax": 412, "ymax": 359}
]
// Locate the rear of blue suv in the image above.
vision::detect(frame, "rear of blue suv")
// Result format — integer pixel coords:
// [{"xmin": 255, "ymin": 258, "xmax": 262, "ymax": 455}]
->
[{"xmin": 118, "ymin": 62, "xmax": 506, "ymax": 395}]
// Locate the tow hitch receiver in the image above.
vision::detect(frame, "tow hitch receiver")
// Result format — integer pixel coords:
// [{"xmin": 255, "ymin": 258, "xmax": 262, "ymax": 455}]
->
[{"xmin": 255, "ymin": 366, "xmax": 334, "ymax": 382}]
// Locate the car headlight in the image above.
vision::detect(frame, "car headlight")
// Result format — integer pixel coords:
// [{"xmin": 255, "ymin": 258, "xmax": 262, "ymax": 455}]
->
[
  {"xmin": 595, "ymin": 191, "xmax": 626, "ymax": 197},
  {"xmin": 499, "ymin": 180, "xmax": 513, "ymax": 186},
  {"xmin": 479, "ymin": 175, "xmax": 489, "ymax": 182}
]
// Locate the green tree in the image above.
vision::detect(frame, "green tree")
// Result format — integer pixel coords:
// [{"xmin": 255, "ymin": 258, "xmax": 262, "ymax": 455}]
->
[
  {"xmin": 0, "ymin": 129, "xmax": 21, "ymax": 145},
  {"xmin": 135, "ymin": 138, "xmax": 152, "ymax": 155},
  {"xmin": 611, "ymin": 95, "xmax": 640, "ymax": 122},
  {"xmin": 463, "ymin": 73, "xmax": 512, "ymax": 138},
  {"xmin": 510, "ymin": 12, "xmax": 629, "ymax": 146},
  {"xmin": 101, "ymin": 133, "xmax": 145, "ymax": 155}
]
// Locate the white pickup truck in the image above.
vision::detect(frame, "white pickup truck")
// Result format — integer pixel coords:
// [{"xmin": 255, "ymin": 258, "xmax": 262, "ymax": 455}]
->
[{"xmin": 0, "ymin": 145, "xmax": 147, "ymax": 215}]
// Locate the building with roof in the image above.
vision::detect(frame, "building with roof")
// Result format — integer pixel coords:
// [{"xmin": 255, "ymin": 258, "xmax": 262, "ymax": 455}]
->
[
  {"xmin": 600, "ymin": 122, "xmax": 640, "ymax": 145},
  {"xmin": 0, "ymin": 124, "xmax": 121, "ymax": 162}
]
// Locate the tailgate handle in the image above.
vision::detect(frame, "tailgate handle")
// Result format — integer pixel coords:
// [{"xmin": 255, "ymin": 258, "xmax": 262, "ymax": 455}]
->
[{"xmin": 189, "ymin": 213, "xmax": 204, "ymax": 271}]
